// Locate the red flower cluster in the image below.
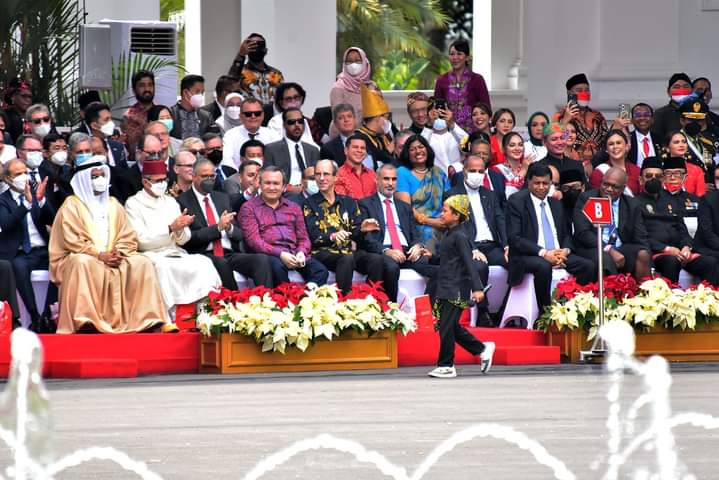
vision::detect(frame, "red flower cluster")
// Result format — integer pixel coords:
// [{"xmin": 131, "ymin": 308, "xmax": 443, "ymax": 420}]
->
[
  {"xmin": 340, "ymin": 281, "xmax": 390, "ymax": 311},
  {"xmin": 555, "ymin": 274, "xmax": 639, "ymax": 301}
]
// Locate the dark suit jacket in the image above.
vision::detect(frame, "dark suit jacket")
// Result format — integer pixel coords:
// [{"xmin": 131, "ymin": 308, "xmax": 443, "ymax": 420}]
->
[
  {"xmin": 176, "ymin": 188, "xmax": 244, "ymax": 254},
  {"xmin": 169, "ymin": 103, "xmax": 214, "ymax": 140},
  {"xmin": 319, "ymin": 136, "xmax": 347, "ymax": 167},
  {"xmin": 38, "ymin": 160, "xmax": 73, "ymax": 209},
  {"xmin": 506, "ymin": 189, "xmax": 574, "ymax": 285},
  {"xmin": 450, "ymin": 170, "xmax": 507, "ymax": 212},
  {"xmin": 358, "ymin": 194, "xmax": 420, "ymax": 254},
  {"xmin": 107, "ymin": 138, "xmax": 128, "ymax": 168},
  {"xmin": 0, "ymin": 190, "xmax": 55, "ymax": 260},
  {"xmin": 285, "ymin": 191, "xmax": 310, "ymax": 207},
  {"xmin": 444, "ymin": 183, "xmax": 507, "ymax": 248},
  {"xmin": 264, "ymin": 139, "xmax": 320, "ymax": 183},
  {"xmin": 200, "ymin": 101, "xmax": 222, "ymax": 121},
  {"xmin": 693, "ymin": 189, "xmax": 719, "ymax": 254},
  {"xmin": 573, "ymin": 189, "xmax": 649, "ymax": 251}
]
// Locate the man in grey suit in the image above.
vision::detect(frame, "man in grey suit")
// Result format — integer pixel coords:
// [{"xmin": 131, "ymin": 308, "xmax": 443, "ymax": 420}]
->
[{"xmin": 264, "ymin": 108, "xmax": 319, "ymax": 194}]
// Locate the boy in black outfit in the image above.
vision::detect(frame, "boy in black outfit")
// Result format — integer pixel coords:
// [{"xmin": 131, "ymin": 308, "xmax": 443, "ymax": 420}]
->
[{"xmin": 428, "ymin": 194, "xmax": 496, "ymax": 378}]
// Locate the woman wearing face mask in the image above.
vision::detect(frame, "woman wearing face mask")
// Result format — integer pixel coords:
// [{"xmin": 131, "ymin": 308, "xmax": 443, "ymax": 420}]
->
[
  {"xmin": 470, "ymin": 102, "xmax": 492, "ymax": 136},
  {"xmin": 523, "ymin": 112, "xmax": 548, "ymax": 162},
  {"xmin": 433, "ymin": 40, "xmax": 491, "ymax": 132},
  {"xmin": 663, "ymin": 131, "xmax": 705, "ymax": 197},
  {"xmin": 589, "ymin": 130, "xmax": 641, "ymax": 196},
  {"xmin": 492, "ymin": 132, "xmax": 528, "ymax": 198},
  {"xmin": 489, "ymin": 108, "xmax": 515, "ymax": 167},
  {"xmin": 148, "ymin": 105, "xmax": 182, "ymax": 157},
  {"xmin": 395, "ymin": 135, "xmax": 449, "ymax": 253},
  {"xmin": 330, "ymin": 47, "xmax": 379, "ymax": 131},
  {"xmin": 214, "ymin": 93, "xmax": 244, "ymax": 135}
]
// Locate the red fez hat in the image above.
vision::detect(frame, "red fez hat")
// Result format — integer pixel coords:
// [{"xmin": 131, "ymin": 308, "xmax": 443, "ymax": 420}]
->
[{"xmin": 142, "ymin": 160, "xmax": 167, "ymax": 175}]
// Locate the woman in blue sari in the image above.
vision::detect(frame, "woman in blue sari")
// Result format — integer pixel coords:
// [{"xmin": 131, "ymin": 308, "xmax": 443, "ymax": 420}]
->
[{"xmin": 395, "ymin": 134, "xmax": 450, "ymax": 253}]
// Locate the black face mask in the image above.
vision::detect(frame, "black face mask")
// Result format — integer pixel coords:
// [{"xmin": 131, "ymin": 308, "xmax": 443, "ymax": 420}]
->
[
  {"xmin": 199, "ymin": 178, "xmax": 215, "ymax": 194},
  {"xmin": 248, "ymin": 49, "xmax": 267, "ymax": 63},
  {"xmin": 684, "ymin": 121, "xmax": 702, "ymax": 137},
  {"xmin": 644, "ymin": 178, "xmax": 662, "ymax": 195},
  {"xmin": 207, "ymin": 149, "xmax": 223, "ymax": 165},
  {"xmin": 561, "ymin": 189, "xmax": 581, "ymax": 210}
]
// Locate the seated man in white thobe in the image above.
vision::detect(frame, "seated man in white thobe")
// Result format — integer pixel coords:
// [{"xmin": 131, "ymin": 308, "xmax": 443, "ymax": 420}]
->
[{"xmin": 125, "ymin": 159, "xmax": 222, "ymax": 325}]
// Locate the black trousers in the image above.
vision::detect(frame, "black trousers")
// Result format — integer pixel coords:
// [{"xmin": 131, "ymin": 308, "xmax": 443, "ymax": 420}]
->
[
  {"xmin": 576, "ymin": 243, "xmax": 646, "ymax": 276},
  {"xmin": 267, "ymin": 256, "xmax": 329, "ymax": 286},
  {"xmin": 0, "ymin": 259, "xmax": 20, "ymax": 321},
  {"xmin": 436, "ymin": 299, "xmax": 486, "ymax": 367},
  {"xmin": 382, "ymin": 254, "xmax": 437, "ymax": 302},
  {"xmin": 653, "ymin": 253, "xmax": 718, "ymax": 284},
  {"xmin": 314, "ymin": 250, "xmax": 384, "ymax": 295},
  {"xmin": 11, "ymin": 248, "xmax": 57, "ymax": 319},
  {"xmin": 519, "ymin": 253, "xmax": 596, "ymax": 312},
  {"xmin": 203, "ymin": 251, "xmax": 273, "ymax": 289},
  {"xmin": 472, "ymin": 241, "xmax": 507, "ymax": 311}
]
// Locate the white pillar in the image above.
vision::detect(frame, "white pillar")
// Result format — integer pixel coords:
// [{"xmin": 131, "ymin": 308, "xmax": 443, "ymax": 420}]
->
[{"xmin": 473, "ymin": 0, "xmax": 492, "ymax": 90}]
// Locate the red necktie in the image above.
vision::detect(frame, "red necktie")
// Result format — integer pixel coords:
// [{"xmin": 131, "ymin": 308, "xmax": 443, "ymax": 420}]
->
[
  {"xmin": 642, "ymin": 137, "xmax": 650, "ymax": 158},
  {"xmin": 384, "ymin": 199, "xmax": 403, "ymax": 251},
  {"xmin": 483, "ymin": 172, "xmax": 491, "ymax": 189},
  {"xmin": 204, "ymin": 196, "xmax": 224, "ymax": 257}
]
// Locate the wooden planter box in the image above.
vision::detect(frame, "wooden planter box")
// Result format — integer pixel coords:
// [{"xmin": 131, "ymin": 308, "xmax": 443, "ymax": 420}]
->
[
  {"xmin": 199, "ymin": 329, "xmax": 398, "ymax": 374},
  {"xmin": 547, "ymin": 323, "xmax": 719, "ymax": 363}
]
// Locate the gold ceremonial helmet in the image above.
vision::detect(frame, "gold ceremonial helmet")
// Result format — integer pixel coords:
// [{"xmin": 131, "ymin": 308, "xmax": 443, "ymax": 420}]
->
[{"xmin": 361, "ymin": 84, "xmax": 390, "ymax": 118}]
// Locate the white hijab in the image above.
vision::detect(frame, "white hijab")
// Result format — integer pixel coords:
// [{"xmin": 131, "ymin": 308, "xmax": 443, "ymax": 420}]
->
[{"xmin": 70, "ymin": 164, "xmax": 112, "ymax": 249}]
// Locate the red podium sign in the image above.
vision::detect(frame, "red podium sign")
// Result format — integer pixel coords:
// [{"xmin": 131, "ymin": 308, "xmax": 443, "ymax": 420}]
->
[{"xmin": 582, "ymin": 197, "xmax": 612, "ymax": 225}]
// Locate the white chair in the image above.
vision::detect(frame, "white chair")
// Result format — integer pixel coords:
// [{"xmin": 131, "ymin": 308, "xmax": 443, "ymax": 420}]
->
[
  {"xmin": 396, "ymin": 269, "xmax": 428, "ymax": 315},
  {"xmin": 499, "ymin": 268, "xmax": 569, "ymax": 329},
  {"xmin": 468, "ymin": 266, "xmax": 509, "ymax": 327},
  {"xmin": 17, "ymin": 270, "xmax": 50, "ymax": 328}
]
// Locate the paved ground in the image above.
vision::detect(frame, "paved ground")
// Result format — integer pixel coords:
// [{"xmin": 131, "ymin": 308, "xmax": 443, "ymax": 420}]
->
[{"xmin": 1, "ymin": 363, "xmax": 719, "ymax": 479}]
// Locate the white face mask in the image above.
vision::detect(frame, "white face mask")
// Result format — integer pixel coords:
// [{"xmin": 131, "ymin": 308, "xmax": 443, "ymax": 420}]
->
[
  {"xmin": 433, "ymin": 118, "xmax": 447, "ymax": 131},
  {"xmin": 247, "ymin": 156, "xmax": 264, "ymax": 165},
  {"xmin": 383, "ymin": 118, "xmax": 392, "ymax": 135},
  {"xmin": 91, "ymin": 175, "xmax": 108, "ymax": 193},
  {"xmin": 10, "ymin": 173, "xmax": 28, "ymax": 192},
  {"xmin": 50, "ymin": 151, "xmax": 67, "ymax": 166},
  {"xmin": 100, "ymin": 120, "xmax": 115, "ymax": 137},
  {"xmin": 33, "ymin": 122, "xmax": 51, "ymax": 138},
  {"xmin": 150, "ymin": 181, "xmax": 167, "ymax": 197},
  {"xmin": 305, "ymin": 180, "xmax": 319, "ymax": 195},
  {"xmin": 190, "ymin": 93, "xmax": 205, "ymax": 109},
  {"xmin": 465, "ymin": 171, "xmax": 484, "ymax": 190},
  {"xmin": 345, "ymin": 62, "xmax": 363, "ymax": 77},
  {"xmin": 25, "ymin": 151, "xmax": 43, "ymax": 169},
  {"xmin": 226, "ymin": 106, "xmax": 241, "ymax": 120}
]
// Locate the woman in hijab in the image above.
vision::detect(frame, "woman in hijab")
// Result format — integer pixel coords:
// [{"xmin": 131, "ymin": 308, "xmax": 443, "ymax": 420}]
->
[
  {"xmin": 215, "ymin": 92, "xmax": 244, "ymax": 135},
  {"xmin": 330, "ymin": 47, "xmax": 380, "ymax": 130},
  {"xmin": 49, "ymin": 157, "xmax": 169, "ymax": 333},
  {"xmin": 523, "ymin": 111, "xmax": 549, "ymax": 162}
]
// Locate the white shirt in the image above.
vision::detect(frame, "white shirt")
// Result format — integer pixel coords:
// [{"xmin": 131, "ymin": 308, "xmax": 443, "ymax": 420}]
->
[
  {"xmin": 267, "ymin": 113, "xmax": 318, "ymax": 149},
  {"xmin": 222, "ymin": 125, "xmax": 281, "ymax": 169},
  {"xmin": 635, "ymin": 131, "xmax": 655, "ymax": 167},
  {"xmin": 378, "ymin": 193, "xmax": 408, "ymax": 248},
  {"xmin": 530, "ymin": 193, "xmax": 559, "ymax": 252},
  {"xmin": 10, "ymin": 189, "xmax": 46, "ymax": 249},
  {"xmin": 192, "ymin": 186, "xmax": 233, "ymax": 251},
  {"xmin": 421, "ymin": 124, "xmax": 467, "ymax": 174},
  {"xmin": 285, "ymin": 139, "xmax": 306, "ymax": 185},
  {"xmin": 465, "ymin": 185, "xmax": 494, "ymax": 242}
]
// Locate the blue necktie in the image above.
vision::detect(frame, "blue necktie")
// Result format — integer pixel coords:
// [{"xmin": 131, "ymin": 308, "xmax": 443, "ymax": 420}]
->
[
  {"xmin": 18, "ymin": 197, "xmax": 31, "ymax": 254},
  {"xmin": 540, "ymin": 201, "xmax": 556, "ymax": 250}
]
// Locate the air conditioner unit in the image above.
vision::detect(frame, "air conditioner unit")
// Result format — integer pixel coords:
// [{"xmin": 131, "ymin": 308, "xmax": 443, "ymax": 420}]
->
[{"xmin": 97, "ymin": 20, "xmax": 179, "ymax": 118}]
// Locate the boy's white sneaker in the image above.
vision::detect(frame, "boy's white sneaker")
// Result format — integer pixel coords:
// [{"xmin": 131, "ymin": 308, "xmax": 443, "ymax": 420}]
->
[
  {"xmin": 480, "ymin": 342, "xmax": 496, "ymax": 373},
  {"xmin": 427, "ymin": 366, "xmax": 457, "ymax": 378}
]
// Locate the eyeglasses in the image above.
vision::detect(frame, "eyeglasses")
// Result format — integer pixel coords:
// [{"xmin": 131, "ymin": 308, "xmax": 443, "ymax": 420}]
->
[
  {"xmin": 175, "ymin": 163, "xmax": 194, "ymax": 168},
  {"xmin": 601, "ymin": 181, "xmax": 624, "ymax": 191},
  {"xmin": 408, "ymin": 108, "xmax": 427, "ymax": 115},
  {"xmin": 189, "ymin": 149, "xmax": 204, "ymax": 156},
  {"xmin": 282, "ymin": 95, "xmax": 302, "ymax": 103},
  {"xmin": 242, "ymin": 110, "xmax": 262, "ymax": 118},
  {"xmin": 314, "ymin": 172, "xmax": 334, "ymax": 178},
  {"xmin": 643, "ymin": 173, "xmax": 663, "ymax": 180},
  {"xmin": 633, "ymin": 112, "xmax": 652, "ymax": 119},
  {"xmin": 31, "ymin": 117, "xmax": 50, "ymax": 124},
  {"xmin": 198, "ymin": 174, "xmax": 216, "ymax": 180},
  {"xmin": 144, "ymin": 177, "xmax": 167, "ymax": 184},
  {"xmin": 663, "ymin": 171, "xmax": 686, "ymax": 178},
  {"xmin": 285, "ymin": 119, "xmax": 303, "ymax": 126},
  {"xmin": 143, "ymin": 150, "xmax": 162, "ymax": 156}
]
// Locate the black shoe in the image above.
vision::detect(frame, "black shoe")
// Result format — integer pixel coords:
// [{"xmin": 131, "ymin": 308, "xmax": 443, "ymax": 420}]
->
[{"xmin": 475, "ymin": 309, "xmax": 493, "ymax": 327}]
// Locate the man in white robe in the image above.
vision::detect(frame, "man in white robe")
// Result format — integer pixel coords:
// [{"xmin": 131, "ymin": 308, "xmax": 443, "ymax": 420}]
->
[{"xmin": 125, "ymin": 160, "xmax": 221, "ymax": 324}]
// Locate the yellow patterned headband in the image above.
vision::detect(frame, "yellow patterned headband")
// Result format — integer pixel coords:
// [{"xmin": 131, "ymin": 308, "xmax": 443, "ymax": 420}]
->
[{"xmin": 444, "ymin": 194, "xmax": 470, "ymax": 220}]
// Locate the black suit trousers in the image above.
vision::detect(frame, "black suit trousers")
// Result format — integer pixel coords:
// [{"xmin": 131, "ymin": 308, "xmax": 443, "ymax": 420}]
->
[
  {"xmin": 11, "ymin": 248, "xmax": 57, "ymax": 317},
  {"xmin": 313, "ymin": 250, "xmax": 384, "ymax": 295},
  {"xmin": 203, "ymin": 250, "xmax": 273, "ymax": 289},
  {"xmin": 0, "ymin": 260, "xmax": 20, "ymax": 321},
  {"xmin": 654, "ymin": 254, "xmax": 718, "ymax": 284},
  {"xmin": 518, "ymin": 253, "xmax": 595, "ymax": 312},
  {"xmin": 382, "ymin": 254, "xmax": 437, "ymax": 302},
  {"xmin": 472, "ymin": 242, "xmax": 507, "ymax": 311},
  {"xmin": 436, "ymin": 299, "xmax": 486, "ymax": 367}
]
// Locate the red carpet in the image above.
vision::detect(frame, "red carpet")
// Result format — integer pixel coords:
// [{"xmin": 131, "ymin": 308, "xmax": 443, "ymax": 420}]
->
[
  {"xmin": 398, "ymin": 308, "xmax": 560, "ymax": 366},
  {"xmin": 0, "ymin": 332, "xmax": 200, "ymax": 379}
]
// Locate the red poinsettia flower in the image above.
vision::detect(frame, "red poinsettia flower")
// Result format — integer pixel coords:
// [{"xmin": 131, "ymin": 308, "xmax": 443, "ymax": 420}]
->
[{"xmin": 341, "ymin": 281, "xmax": 390, "ymax": 311}]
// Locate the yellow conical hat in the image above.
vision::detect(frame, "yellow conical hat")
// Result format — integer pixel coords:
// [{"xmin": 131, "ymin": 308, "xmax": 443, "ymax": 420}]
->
[{"xmin": 360, "ymin": 84, "xmax": 389, "ymax": 118}]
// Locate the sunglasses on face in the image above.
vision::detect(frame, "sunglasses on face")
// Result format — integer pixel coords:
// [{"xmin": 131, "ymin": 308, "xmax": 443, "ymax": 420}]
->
[
  {"xmin": 282, "ymin": 95, "xmax": 302, "ymax": 103},
  {"xmin": 242, "ymin": 110, "xmax": 262, "ymax": 118},
  {"xmin": 285, "ymin": 119, "xmax": 303, "ymax": 126},
  {"xmin": 31, "ymin": 117, "xmax": 50, "ymax": 124}
]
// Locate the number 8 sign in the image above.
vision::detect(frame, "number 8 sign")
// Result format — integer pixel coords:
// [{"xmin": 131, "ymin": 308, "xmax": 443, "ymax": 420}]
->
[{"xmin": 582, "ymin": 197, "xmax": 612, "ymax": 225}]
